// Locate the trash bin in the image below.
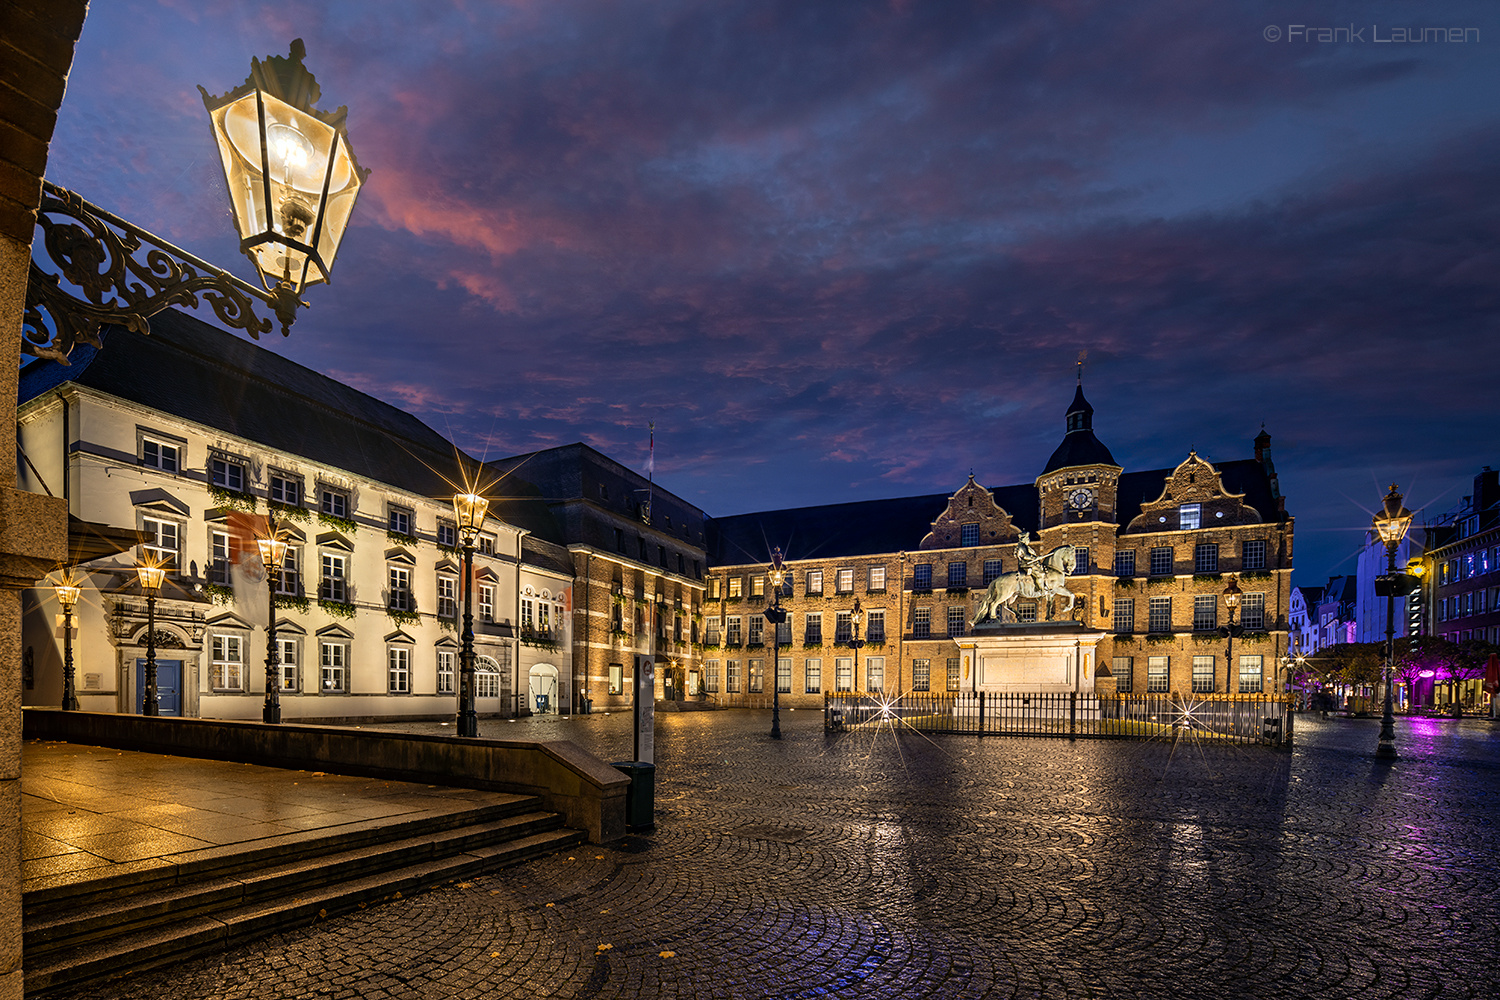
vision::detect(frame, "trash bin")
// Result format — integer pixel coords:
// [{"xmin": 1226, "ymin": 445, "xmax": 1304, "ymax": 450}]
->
[
  {"xmin": 612, "ymin": 761, "xmax": 655, "ymax": 831},
  {"xmin": 578, "ymin": 694, "xmax": 592, "ymax": 715}
]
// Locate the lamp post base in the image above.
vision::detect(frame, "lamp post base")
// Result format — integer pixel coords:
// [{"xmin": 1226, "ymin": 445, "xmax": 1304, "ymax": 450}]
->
[{"xmin": 457, "ymin": 711, "xmax": 478, "ymax": 738}]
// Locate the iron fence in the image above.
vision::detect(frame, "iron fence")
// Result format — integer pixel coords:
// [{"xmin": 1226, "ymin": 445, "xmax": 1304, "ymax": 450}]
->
[{"xmin": 824, "ymin": 690, "xmax": 1292, "ymax": 747}]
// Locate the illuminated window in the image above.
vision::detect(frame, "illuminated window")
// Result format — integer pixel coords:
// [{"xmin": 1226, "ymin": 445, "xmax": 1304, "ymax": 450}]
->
[
  {"xmin": 865, "ymin": 657, "xmax": 884, "ymax": 692},
  {"xmin": 868, "ymin": 566, "xmax": 886, "ymax": 592},
  {"xmin": 609, "ymin": 662, "xmax": 624, "ymax": 695},
  {"xmin": 141, "ymin": 516, "xmax": 180, "ymax": 571},
  {"xmin": 836, "ymin": 568, "xmax": 854, "ymax": 594},
  {"xmin": 835, "ymin": 657, "xmax": 852, "ymax": 692},
  {"xmin": 1179, "ymin": 503, "xmax": 1201, "ymax": 530},
  {"xmin": 806, "ymin": 570, "xmax": 823, "ymax": 595},
  {"xmin": 1192, "ymin": 655, "xmax": 1216, "ymax": 693},
  {"xmin": 776, "ymin": 657, "xmax": 792, "ymax": 694},
  {"xmin": 1113, "ymin": 656, "xmax": 1133, "ymax": 693},
  {"xmin": 912, "ymin": 658, "xmax": 930, "ymax": 692},
  {"xmin": 1238, "ymin": 655, "xmax": 1264, "ymax": 693},
  {"xmin": 946, "ymin": 657, "xmax": 960, "ymax": 692},
  {"xmin": 277, "ymin": 639, "xmax": 298, "ymax": 693},
  {"xmin": 804, "ymin": 658, "xmax": 821, "ymax": 693},
  {"xmin": 1147, "ymin": 656, "xmax": 1169, "ymax": 692}
]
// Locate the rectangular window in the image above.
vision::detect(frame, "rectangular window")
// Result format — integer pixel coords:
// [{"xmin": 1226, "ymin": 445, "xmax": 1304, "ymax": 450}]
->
[
  {"xmin": 1113, "ymin": 598, "xmax": 1135, "ymax": 633},
  {"xmin": 728, "ymin": 576, "xmax": 743, "ymax": 598},
  {"xmin": 726, "ymin": 616, "xmax": 742, "ymax": 644},
  {"xmin": 320, "ymin": 642, "xmax": 347, "ymax": 692},
  {"xmin": 705, "ymin": 616, "xmax": 721, "ymax": 644},
  {"xmin": 386, "ymin": 566, "xmax": 413, "ymax": 611},
  {"xmin": 437, "ymin": 576, "xmax": 457, "ymax": 618},
  {"xmin": 141, "ymin": 516, "xmax": 180, "ymax": 571},
  {"xmin": 750, "ymin": 575, "xmax": 765, "ymax": 597},
  {"xmin": 983, "ymin": 559, "xmax": 1004, "ymax": 585},
  {"xmin": 960, "ymin": 523, "xmax": 980, "ymax": 547},
  {"xmin": 1016, "ymin": 601, "xmax": 1038, "ymax": 623},
  {"xmin": 912, "ymin": 658, "xmax": 931, "ymax": 692},
  {"xmin": 142, "ymin": 438, "xmax": 180, "ymax": 472},
  {"xmin": 835, "ymin": 657, "xmax": 853, "ymax": 692},
  {"xmin": 836, "ymin": 568, "xmax": 854, "ymax": 594},
  {"xmin": 1149, "ymin": 547, "xmax": 1174, "ymax": 576},
  {"xmin": 775, "ymin": 618, "xmax": 791, "ymax": 644},
  {"xmin": 867, "ymin": 566, "xmax": 886, "ymax": 592},
  {"xmin": 777, "ymin": 657, "xmax": 792, "ymax": 694},
  {"xmin": 475, "ymin": 668, "xmax": 499, "ymax": 699},
  {"xmin": 210, "ymin": 457, "xmax": 244, "ymax": 492},
  {"xmin": 866, "ymin": 656, "xmax": 884, "ymax": 693},
  {"xmin": 469, "ymin": 584, "xmax": 489, "ymax": 623},
  {"xmin": 388, "ymin": 508, "xmax": 411, "ymax": 536},
  {"xmin": 806, "ymin": 570, "xmax": 823, "ymax": 595},
  {"xmin": 1238, "ymin": 655, "xmax": 1264, "ymax": 693},
  {"xmin": 835, "ymin": 611, "xmax": 852, "ymax": 643},
  {"xmin": 726, "ymin": 660, "xmax": 741, "ymax": 694},
  {"xmin": 388, "ymin": 647, "xmax": 411, "ymax": 693},
  {"xmin": 1242, "ymin": 539, "xmax": 1267, "ymax": 571},
  {"xmin": 436, "ymin": 522, "xmax": 456, "ymax": 547},
  {"xmin": 320, "ymin": 489, "xmax": 348, "ymax": 519},
  {"xmin": 1194, "ymin": 543, "xmax": 1219, "ymax": 574},
  {"xmin": 1114, "ymin": 549, "xmax": 1136, "ymax": 577},
  {"xmin": 779, "ymin": 573, "xmax": 793, "ymax": 598},
  {"xmin": 1112, "ymin": 656, "xmax": 1133, "ymax": 693},
  {"xmin": 913, "ymin": 564, "xmax": 933, "ymax": 590},
  {"xmin": 1193, "ymin": 595, "xmax": 1218, "ymax": 631},
  {"xmin": 638, "ymin": 537, "xmax": 648, "ymax": 561},
  {"xmin": 1072, "ymin": 547, "xmax": 1089, "ymax": 575},
  {"xmin": 866, "ymin": 610, "xmax": 885, "ymax": 643},
  {"xmin": 211, "ymin": 635, "xmax": 243, "ymax": 691},
  {"xmin": 748, "ymin": 615, "xmax": 764, "ymax": 645},
  {"xmin": 804, "ymin": 658, "xmax": 822, "ymax": 694},
  {"xmin": 943, "ymin": 658, "xmax": 958, "ymax": 692},
  {"xmin": 913, "ymin": 607, "xmax": 931, "ymax": 639},
  {"xmin": 659, "ymin": 545, "xmax": 668, "ymax": 568},
  {"xmin": 1192, "ymin": 655, "xmax": 1216, "ymax": 693},
  {"xmin": 704, "ymin": 660, "xmax": 718, "ymax": 694},
  {"xmin": 209, "ymin": 530, "xmax": 231, "ymax": 586},
  {"xmin": 1179, "ymin": 503, "xmax": 1201, "ymax": 530},
  {"xmin": 947, "ymin": 562, "xmax": 967, "ymax": 588},
  {"xmin": 615, "ymin": 528, "xmax": 626, "ymax": 554},
  {"xmin": 1148, "ymin": 596, "xmax": 1172, "ymax": 633},
  {"xmin": 709, "ymin": 577, "xmax": 722, "ymax": 600},
  {"xmin": 947, "ymin": 606, "xmax": 967, "ymax": 637},
  {"xmin": 804, "ymin": 613, "xmax": 822, "ymax": 645},
  {"xmin": 606, "ymin": 661, "xmax": 624, "ymax": 695},
  {"xmin": 1242, "ymin": 593, "xmax": 1266, "ymax": 630},
  {"xmin": 269, "ymin": 474, "xmax": 299, "ymax": 506},
  {"xmin": 273, "ymin": 547, "xmax": 299, "ymax": 596},
  {"xmin": 437, "ymin": 650, "xmax": 456, "ymax": 694},
  {"xmin": 748, "ymin": 659, "xmax": 764, "ymax": 693},
  {"xmin": 1147, "ymin": 656, "xmax": 1169, "ymax": 692},
  {"xmin": 277, "ymin": 639, "xmax": 298, "ymax": 693}
]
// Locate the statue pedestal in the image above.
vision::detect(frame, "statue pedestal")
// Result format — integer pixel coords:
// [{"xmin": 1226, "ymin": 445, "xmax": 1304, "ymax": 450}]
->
[{"xmin": 955, "ymin": 621, "xmax": 1106, "ymax": 693}]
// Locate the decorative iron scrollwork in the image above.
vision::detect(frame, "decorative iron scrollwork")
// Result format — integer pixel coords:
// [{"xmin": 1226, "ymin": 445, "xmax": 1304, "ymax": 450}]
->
[{"xmin": 22, "ymin": 182, "xmax": 304, "ymax": 364}]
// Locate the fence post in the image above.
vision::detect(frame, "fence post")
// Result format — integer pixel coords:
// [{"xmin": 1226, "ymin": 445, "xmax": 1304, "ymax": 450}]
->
[
  {"xmin": 977, "ymin": 691, "xmax": 985, "ymax": 736},
  {"xmin": 1069, "ymin": 691, "xmax": 1077, "ymax": 737}
]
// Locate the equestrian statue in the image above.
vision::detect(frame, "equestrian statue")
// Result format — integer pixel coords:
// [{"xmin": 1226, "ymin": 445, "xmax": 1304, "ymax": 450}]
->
[{"xmin": 972, "ymin": 532, "xmax": 1078, "ymax": 624}]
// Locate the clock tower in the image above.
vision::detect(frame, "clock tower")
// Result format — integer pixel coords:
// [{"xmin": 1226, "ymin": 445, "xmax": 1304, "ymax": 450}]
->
[{"xmin": 1035, "ymin": 378, "xmax": 1122, "ymax": 530}]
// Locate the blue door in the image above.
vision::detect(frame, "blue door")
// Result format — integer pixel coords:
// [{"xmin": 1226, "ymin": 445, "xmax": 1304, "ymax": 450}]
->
[{"xmin": 135, "ymin": 659, "xmax": 182, "ymax": 716}]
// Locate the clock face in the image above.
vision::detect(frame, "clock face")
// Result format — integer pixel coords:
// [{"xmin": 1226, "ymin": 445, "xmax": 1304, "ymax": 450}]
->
[{"xmin": 1068, "ymin": 488, "xmax": 1094, "ymax": 510}]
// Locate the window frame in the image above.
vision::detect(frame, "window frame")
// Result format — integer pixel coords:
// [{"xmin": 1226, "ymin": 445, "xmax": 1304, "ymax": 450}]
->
[
  {"xmin": 387, "ymin": 645, "xmax": 412, "ymax": 694},
  {"xmin": 320, "ymin": 641, "xmax": 348, "ymax": 693},
  {"xmin": 210, "ymin": 456, "xmax": 246, "ymax": 492},
  {"xmin": 210, "ymin": 633, "xmax": 244, "ymax": 691}
]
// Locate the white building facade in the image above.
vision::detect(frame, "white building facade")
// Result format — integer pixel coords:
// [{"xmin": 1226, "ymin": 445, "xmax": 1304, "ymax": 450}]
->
[{"xmin": 18, "ymin": 311, "xmax": 574, "ymax": 722}]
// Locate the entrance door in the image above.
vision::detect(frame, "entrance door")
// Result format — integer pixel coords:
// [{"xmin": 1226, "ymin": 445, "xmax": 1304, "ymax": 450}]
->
[
  {"xmin": 528, "ymin": 664, "xmax": 559, "ymax": 714},
  {"xmin": 135, "ymin": 659, "xmax": 182, "ymax": 716}
]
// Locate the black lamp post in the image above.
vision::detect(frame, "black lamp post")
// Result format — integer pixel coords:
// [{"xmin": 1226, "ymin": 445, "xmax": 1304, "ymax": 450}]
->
[
  {"xmin": 1219, "ymin": 575, "xmax": 1244, "ymax": 694},
  {"xmin": 257, "ymin": 531, "xmax": 290, "ymax": 724},
  {"xmin": 1372, "ymin": 484, "xmax": 1415, "ymax": 759},
  {"xmin": 55, "ymin": 581, "xmax": 80, "ymax": 711},
  {"xmin": 135, "ymin": 561, "xmax": 165, "ymax": 716},
  {"xmin": 765, "ymin": 547, "xmax": 788, "ymax": 740},
  {"xmin": 850, "ymin": 598, "xmax": 866, "ymax": 696},
  {"xmin": 453, "ymin": 491, "xmax": 490, "ymax": 738}
]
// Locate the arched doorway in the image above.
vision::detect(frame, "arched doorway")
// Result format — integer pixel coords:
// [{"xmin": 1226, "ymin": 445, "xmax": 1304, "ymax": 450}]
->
[{"xmin": 529, "ymin": 663, "xmax": 559, "ymax": 715}]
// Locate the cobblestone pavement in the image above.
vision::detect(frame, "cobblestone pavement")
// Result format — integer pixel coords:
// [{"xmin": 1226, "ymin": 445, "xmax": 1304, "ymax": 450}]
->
[{"xmin": 63, "ymin": 711, "xmax": 1500, "ymax": 999}]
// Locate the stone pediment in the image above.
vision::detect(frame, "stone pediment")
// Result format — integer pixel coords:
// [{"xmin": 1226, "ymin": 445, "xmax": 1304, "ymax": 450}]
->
[
  {"xmin": 920, "ymin": 475, "xmax": 1017, "ymax": 550},
  {"xmin": 1126, "ymin": 452, "xmax": 1262, "ymax": 531}
]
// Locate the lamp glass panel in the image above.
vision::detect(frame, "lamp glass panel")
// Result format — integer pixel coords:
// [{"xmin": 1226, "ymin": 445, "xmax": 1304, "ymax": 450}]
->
[
  {"xmin": 209, "ymin": 91, "xmax": 360, "ymax": 290},
  {"xmin": 136, "ymin": 565, "xmax": 166, "ymax": 593},
  {"xmin": 55, "ymin": 584, "xmax": 81, "ymax": 608}
]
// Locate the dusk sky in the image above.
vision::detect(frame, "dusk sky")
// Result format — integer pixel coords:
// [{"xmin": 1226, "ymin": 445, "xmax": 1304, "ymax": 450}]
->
[{"xmin": 38, "ymin": 0, "xmax": 1500, "ymax": 585}]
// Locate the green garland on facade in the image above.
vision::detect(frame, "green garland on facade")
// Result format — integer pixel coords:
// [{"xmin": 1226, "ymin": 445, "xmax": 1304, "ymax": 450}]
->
[
  {"xmin": 320, "ymin": 599, "xmax": 357, "ymax": 620},
  {"xmin": 268, "ymin": 500, "xmax": 310, "ymax": 523},
  {"xmin": 273, "ymin": 594, "xmax": 310, "ymax": 614},
  {"xmin": 204, "ymin": 583, "xmax": 234, "ymax": 606},
  {"xmin": 208, "ymin": 486, "xmax": 257, "ymax": 513},
  {"xmin": 317, "ymin": 512, "xmax": 358, "ymax": 534},
  {"xmin": 387, "ymin": 608, "xmax": 421, "ymax": 627}
]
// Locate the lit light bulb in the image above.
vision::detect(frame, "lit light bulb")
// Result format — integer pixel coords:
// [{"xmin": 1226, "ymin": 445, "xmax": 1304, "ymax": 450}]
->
[{"xmin": 268, "ymin": 122, "xmax": 313, "ymax": 173}]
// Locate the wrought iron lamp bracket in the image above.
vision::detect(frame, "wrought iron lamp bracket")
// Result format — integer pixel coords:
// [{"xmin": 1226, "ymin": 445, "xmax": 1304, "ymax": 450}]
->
[{"xmin": 23, "ymin": 181, "xmax": 304, "ymax": 363}]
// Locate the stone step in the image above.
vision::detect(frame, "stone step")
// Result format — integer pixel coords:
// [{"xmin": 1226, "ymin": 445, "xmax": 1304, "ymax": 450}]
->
[
  {"xmin": 23, "ymin": 807, "xmax": 584, "ymax": 996},
  {"xmin": 24, "ymin": 791, "xmax": 541, "ymax": 910}
]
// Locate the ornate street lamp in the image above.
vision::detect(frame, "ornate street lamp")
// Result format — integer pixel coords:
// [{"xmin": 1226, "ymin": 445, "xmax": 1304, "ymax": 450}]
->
[
  {"xmin": 1372, "ymin": 484, "xmax": 1416, "ymax": 759},
  {"xmin": 1219, "ymin": 575, "xmax": 1243, "ymax": 694},
  {"xmin": 765, "ymin": 547, "xmax": 788, "ymax": 740},
  {"xmin": 135, "ymin": 561, "xmax": 166, "ymax": 716},
  {"xmin": 54, "ymin": 581, "xmax": 81, "ymax": 711},
  {"xmin": 453, "ymin": 491, "xmax": 490, "ymax": 737},
  {"xmin": 256, "ymin": 530, "xmax": 291, "ymax": 724},
  {"xmin": 850, "ymin": 598, "xmax": 866, "ymax": 696},
  {"xmin": 25, "ymin": 41, "xmax": 367, "ymax": 363},
  {"xmin": 200, "ymin": 39, "xmax": 369, "ymax": 310}
]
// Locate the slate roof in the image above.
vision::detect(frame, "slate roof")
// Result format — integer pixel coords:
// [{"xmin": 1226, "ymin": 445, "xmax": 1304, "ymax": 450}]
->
[
  {"xmin": 707, "ymin": 459, "xmax": 1283, "ymax": 566},
  {"xmin": 17, "ymin": 309, "xmax": 564, "ymax": 546}
]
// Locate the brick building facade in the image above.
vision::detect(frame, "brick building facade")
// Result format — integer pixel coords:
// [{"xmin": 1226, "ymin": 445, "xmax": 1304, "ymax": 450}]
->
[{"xmin": 704, "ymin": 383, "xmax": 1294, "ymax": 706}]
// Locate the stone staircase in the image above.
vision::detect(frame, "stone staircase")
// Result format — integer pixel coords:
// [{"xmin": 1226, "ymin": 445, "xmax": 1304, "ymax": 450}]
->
[{"xmin": 23, "ymin": 792, "xmax": 582, "ymax": 995}]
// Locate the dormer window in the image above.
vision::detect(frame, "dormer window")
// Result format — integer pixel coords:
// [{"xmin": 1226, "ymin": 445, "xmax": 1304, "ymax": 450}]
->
[{"xmin": 1179, "ymin": 503, "xmax": 1202, "ymax": 530}]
